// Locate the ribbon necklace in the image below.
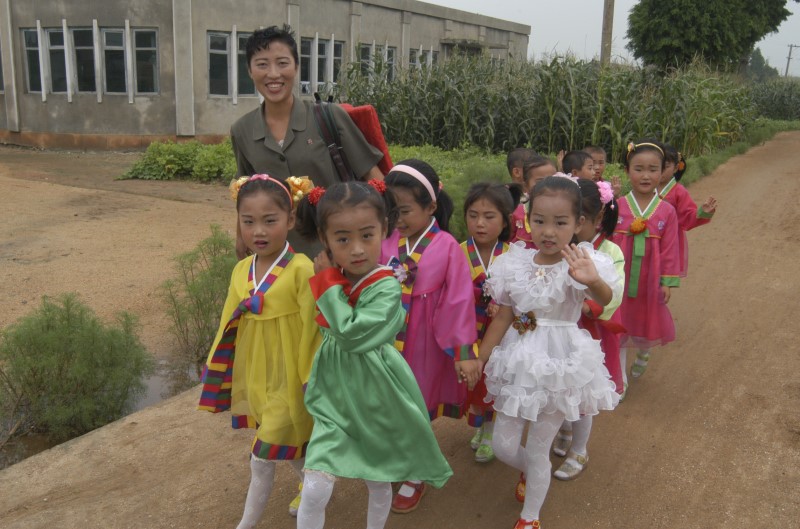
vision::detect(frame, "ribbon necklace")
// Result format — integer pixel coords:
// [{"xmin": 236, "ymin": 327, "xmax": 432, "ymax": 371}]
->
[
  {"xmin": 198, "ymin": 243, "xmax": 294, "ymax": 415},
  {"xmin": 625, "ymin": 193, "xmax": 660, "ymax": 298},
  {"xmin": 394, "ymin": 218, "xmax": 439, "ymax": 354},
  {"xmin": 466, "ymin": 237, "xmax": 506, "ymax": 339}
]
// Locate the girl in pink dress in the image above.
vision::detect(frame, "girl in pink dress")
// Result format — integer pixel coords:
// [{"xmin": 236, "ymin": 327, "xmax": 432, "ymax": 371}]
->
[
  {"xmin": 612, "ymin": 141, "xmax": 681, "ymax": 384},
  {"xmin": 380, "ymin": 159, "xmax": 480, "ymax": 514},
  {"xmin": 461, "ymin": 182, "xmax": 523, "ymax": 463},
  {"xmin": 658, "ymin": 144, "xmax": 718, "ymax": 277}
]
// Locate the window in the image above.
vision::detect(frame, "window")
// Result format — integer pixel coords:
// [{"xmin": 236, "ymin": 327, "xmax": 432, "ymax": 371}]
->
[
  {"xmin": 386, "ymin": 46, "xmax": 396, "ymax": 81},
  {"xmin": 72, "ymin": 28, "xmax": 95, "ymax": 92},
  {"xmin": 237, "ymin": 33, "xmax": 255, "ymax": 95},
  {"xmin": 332, "ymin": 41, "xmax": 343, "ymax": 84},
  {"xmin": 23, "ymin": 30, "xmax": 41, "ymax": 92},
  {"xmin": 409, "ymin": 49, "xmax": 418, "ymax": 69},
  {"xmin": 103, "ymin": 29, "xmax": 126, "ymax": 93},
  {"xmin": 360, "ymin": 44, "xmax": 371, "ymax": 75},
  {"xmin": 208, "ymin": 32, "xmax": 229, "ymax": 95},
  {"xmin": 316, "ymin": 40, "xmax": 328, "ymax": 91},
  {"xmin": 300, "ymin": 37, "xmax": 312, "ymax": 94},
  {"xmin": 48, "ymin": 29, "xmax": 67, "ymax": 93},
  {"xmin": 134, "ymin": 29, "xmax": 158, "ymax": 93}
]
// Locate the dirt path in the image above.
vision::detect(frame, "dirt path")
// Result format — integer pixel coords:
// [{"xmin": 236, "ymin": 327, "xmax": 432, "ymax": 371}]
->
[{"xmin": 1, "ymin": 134, "xmax": 799, "ymax": 529}]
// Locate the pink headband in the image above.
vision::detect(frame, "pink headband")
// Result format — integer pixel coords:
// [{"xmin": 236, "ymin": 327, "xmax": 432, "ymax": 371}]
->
[
  {"xmin": 249, "ymin": 174, "xmax": 293, "ymax": 205},
  {"xmin": 390, "ymin": 164, "xmax": 437, "ymax": 202}
]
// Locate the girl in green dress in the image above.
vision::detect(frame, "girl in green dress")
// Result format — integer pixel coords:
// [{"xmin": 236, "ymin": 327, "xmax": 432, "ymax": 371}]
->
[{"xmin": 294, "ymin": 180, "xmax": 453, "ymax": 529}]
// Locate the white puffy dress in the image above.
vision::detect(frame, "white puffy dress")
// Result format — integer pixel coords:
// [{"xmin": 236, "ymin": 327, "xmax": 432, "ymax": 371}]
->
[{"xmin": 484, "ymin": 242, "xmax": 621, "ymax": 422}]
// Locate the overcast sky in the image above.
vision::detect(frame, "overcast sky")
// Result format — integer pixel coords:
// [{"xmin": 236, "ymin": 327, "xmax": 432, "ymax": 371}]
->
[{"xmin": 422, "ymin": 0, "xmax": 800, "ymax": 75}]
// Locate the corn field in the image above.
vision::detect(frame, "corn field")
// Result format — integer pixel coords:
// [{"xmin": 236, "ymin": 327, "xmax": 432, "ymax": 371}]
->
[{"xmin": 328, "ymin": 55, "xmax": 755, "ymax": 161}]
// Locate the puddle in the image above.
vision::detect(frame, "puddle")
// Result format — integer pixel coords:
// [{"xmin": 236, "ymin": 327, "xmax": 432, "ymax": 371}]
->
[{"xmin": 0, "ymin": 361, "xmax": 197, "ymax": 470}]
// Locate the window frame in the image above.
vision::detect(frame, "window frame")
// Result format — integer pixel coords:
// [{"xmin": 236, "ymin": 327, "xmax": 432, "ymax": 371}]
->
[
  {"xmin": 22, "ymin": 29, "xmax": 42, "ymax": 93},
  {"xmin": 102, "ymin": 28, "xmax": 127, "ymax": 94},
  {"xmin": 236, "ymin": 32, "xmax": 256, "ymax": 97},
  {"xmin": 208, "ymin": 31, "xmax": 230, "ymax": 97},
  {"xmin": 71, "ymin": 27, "xmax": 96, "ymax": 93},
  {"xmin": 133, "ymin": 28, "xmax": 159, "ymax": 95},
  {"xmin": 46, "ymin": 28, "xmax": 68, "ymax": 93}
]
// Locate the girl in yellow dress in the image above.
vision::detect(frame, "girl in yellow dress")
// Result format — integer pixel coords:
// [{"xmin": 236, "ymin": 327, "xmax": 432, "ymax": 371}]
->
[{"xmin": 198, "ymin": 174, "xmax": 321, "ymax": 529}]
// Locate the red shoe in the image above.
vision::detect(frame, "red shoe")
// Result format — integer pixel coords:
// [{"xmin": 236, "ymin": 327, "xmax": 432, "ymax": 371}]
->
[
  {"xmin": 513, "ymin": 519, "xmax": 541, "ymax": 529},
  {"xmin": 515, "ymin": 473, "xmax": 526, "ymax": 503},
  {"xmin": 391, "ymin": 481, "xmax": 426, "ymax": 513}
]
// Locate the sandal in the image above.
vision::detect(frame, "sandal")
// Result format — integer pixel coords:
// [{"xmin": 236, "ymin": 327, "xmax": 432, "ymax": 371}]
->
[
  {"xmin": 475, "ymin": 434, "xmax": 495, "ymax": 463},
  {"xmin": 630, "ymin": 351, "xmax": 650, "ymax": 378},
  {"xmin": 553, "ymin": 452, "xmax": 589, "ymax": 481},
  {"xmin": 619, "ymin": 382, "xmax": 629, "ymax": 402},
  {"xmin": 552, "ymin": 429, "xmax": 572, "ymax": 457},
  {"xmin": 513, "ymin": 519, "xmax": 541, "ymax": 529}
]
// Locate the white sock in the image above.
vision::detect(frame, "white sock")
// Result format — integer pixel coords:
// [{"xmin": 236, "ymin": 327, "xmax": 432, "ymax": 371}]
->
[
  {"xmin": 492, "ymin": 412, "xmax": 528, "ymax": 473},
  {"xmin": 297, "ymin": 471, "xmax": 335, "ymax": 529},
  {"xmin": 520, "ymin": 412, "xmax": 564, "ymax": 521},
  {"xmin": 365, "ymin": 480, "xmax": 393, "ymax": 529},
  {"xmin": 236, "ymin": 456, "xmax": 276, "ymax": 529},
  {"xmin": 397, "ymin": 479, "xmax": 422, "ymax": 497},
  {"xmin": 620, "ymin": 348, "xmax": 628, "ymax": 385},
  {"xmin": 570, "ymin": 416, "xmax": 592, "ymax": 457}
]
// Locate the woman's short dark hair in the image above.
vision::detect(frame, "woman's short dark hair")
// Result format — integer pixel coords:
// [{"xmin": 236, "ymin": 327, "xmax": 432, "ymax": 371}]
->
[{"xmin": 246, "ymin": 25, "xmax": 299, "ymax": 67}]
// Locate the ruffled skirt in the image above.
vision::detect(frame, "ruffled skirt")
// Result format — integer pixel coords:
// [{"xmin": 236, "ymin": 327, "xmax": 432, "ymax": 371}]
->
[{"xmin": 484, "ymin": 320, "xmax": 619, "ymax": 422}]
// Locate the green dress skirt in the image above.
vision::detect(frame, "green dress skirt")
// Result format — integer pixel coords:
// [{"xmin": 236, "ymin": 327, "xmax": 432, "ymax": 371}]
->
[{"xmin": 304, "ymin": 267, "xmax": 452, "ymax": 487}]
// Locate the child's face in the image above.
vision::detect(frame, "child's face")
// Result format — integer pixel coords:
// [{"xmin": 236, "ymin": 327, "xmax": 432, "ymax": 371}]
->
[
  {"xmin": 238, "ymin": 191, "xmax": 294, "ymax": 261},
  {"xmin": 392, "ymin": 187, "xmax": 437, "ymax": 241},
  {"xmin": 626, "ymin": 151, "xmax": 663, "ymax": 198},
  {"xmin": 322, "ymin": 204, "xmax": 386, "ymax": 282},
  {"xmin": 525, "ymin": 164, "xmax": 557, "ymax": 193},
  {"xmin": 466, "ymin": 198, "xmax": 506, "ymax": 247},
  {"xmin": 591, "ymin": 153, "xmax": 606, "ymax": 181},
  {"xmin": 660, "ymin": 160, "xmax": 676, "ymax": 185},
  {"xmin": 573, "ymin": 159, "xmax": 595, "ymax": 179},
  {"xmin": 529, "ymin": 191, "xmax": 583, "ymax": 265}
]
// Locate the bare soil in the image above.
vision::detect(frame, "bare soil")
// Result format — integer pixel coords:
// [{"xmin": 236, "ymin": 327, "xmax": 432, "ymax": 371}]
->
[{"xmin": 1, "ymin": 135, "xmax": 799, "ymax": 529}]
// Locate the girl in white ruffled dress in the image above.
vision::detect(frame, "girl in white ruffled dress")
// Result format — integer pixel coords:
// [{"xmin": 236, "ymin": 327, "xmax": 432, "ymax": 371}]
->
[{"xmin": 477, "ymin": 175, "xmax": 621, "ymax": 529}]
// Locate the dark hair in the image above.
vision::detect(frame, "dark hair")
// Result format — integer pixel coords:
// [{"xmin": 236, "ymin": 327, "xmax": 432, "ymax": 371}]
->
[
  {"xmin": 246, "ymin": 25, "xmax": 299, "ymax": 67},
  {"xmin": 463, "ymin": 182, "xmax": 524, "ymax": 242},
  {"xmin": 506, "ymin": 148, "xmax": 537, "ymax": 175},
  {"xmin": 385, "ymin": 159, "xmax": 454, "ymax": 233},
  {"xmin": 295, "ymin": 181, "xmax": 395, "ymax": 240},
  {"xmin": 522, "ymin": 155, "xmax": 557, "ymax": 185},
  {"xmin": 529, "ymin": 176, "xmax": 583, "ymax": 221},
  {"xmin": 583, "ymin": 145, "xmax": 606, "ymax": 158},
  {"xmin": 661, "ymin": 143, "xmax": 687, "ymax": 181},
  {"xmin": 236, "ymin": 176, "xmax": 293, "ymax": 212},
  {"xmin": 577, "ymin": 178, "xmax": 618, "ymax": 238},
  {"xmin": 562, "ymin": 150, "xmax": 593, "ymax": 175},
  {"xmin": 624, "ymin": 139, "xmax": 665, "ymax": 170}
]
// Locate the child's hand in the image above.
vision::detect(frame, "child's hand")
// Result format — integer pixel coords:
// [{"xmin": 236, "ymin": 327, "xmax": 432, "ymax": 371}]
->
[
  {"xmin": 701, "ymin": 196, "xmax": 717, "ymax": 214},
  {"xmin": 455, "ymin": 359, "xmax": 482, "ymax": 390},
  {"xmin": 487, "ymin": 301, "xmax": 500, "ymax": 318},
  {"xmin": 562, "ymin": 244, "xmax": 600, "ymax": 286},
  {"xmin": 556, "ymin": 150, "xmax": 565, "ymax": 172},
  {"xmin": 610, "ymin": 175, "xmax": 622, "ymax": 197},
  {"xmin": 661, "ymin": 285, "xmax": 672, "ymax": 304},
  {"xmin": 313, "ymin": 250, "xmax": 335, "ymax": 274}
]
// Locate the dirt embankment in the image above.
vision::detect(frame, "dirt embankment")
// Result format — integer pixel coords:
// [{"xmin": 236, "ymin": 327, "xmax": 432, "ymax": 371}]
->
[{"xmin": 1, "ymin": 135, "xmax": 799, "ymax": 529}]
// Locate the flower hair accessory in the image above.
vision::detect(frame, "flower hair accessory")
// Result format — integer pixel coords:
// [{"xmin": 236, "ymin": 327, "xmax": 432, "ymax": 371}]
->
[
  {"xmin": 626, "ymin": 142, "xmax": 665, "ymax": 160},
  {"xmin": 287, "ymin": 176, "xmax": 314, "ymax": 205},
  {"xmin": 597, "ymin": 180, "xmax": 614, "ymax": 206},
  {"xmin": 308, "ymin": 186, "xmax": 326, "ymax": 206},
  {"xmin": 229, "ymin": 176, "xmax": 250, "ymax": 201},
  {"xmin": 229, "ymin": 174, "xmax": 293, "ymax": 205},
  {"xmin": 367, "ymin": 179, "xmax": 386, "ymax": 195},
  {"xmin": 676, "ymin": 152, "xmax": 686, "ymax": 174}
]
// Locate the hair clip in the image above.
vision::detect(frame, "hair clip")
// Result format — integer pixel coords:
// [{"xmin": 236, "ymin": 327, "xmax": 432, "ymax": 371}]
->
[
  {"xmin": 308, "ymin": 186, "xmax": 326, "ymax": 206},
  {"xmin": 367, "ymin": 179, "xmax": 386, "ymax": 195},
  {"xmin": 229, "ymin": 176, "xmax": 250, "ymax": 201},
  {"xmin": 287, "ymin": 176, "xmax": 314, "ymax": 205},
  {"xmin": 551, "ymin": 172, "xmax": 580, "ymax": 185},
  {"xmin": 627, "ymin": 142, "xmax": 664, "ymax": 160},
  {"xmin": 596, "ymin": 180, "xmax": 614, "ymax": 205}
]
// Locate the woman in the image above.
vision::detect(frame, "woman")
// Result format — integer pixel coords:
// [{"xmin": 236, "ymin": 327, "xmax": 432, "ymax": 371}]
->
[{"xmin": 231, "ymin": 24, "xmax": 384, "ymax": 258}]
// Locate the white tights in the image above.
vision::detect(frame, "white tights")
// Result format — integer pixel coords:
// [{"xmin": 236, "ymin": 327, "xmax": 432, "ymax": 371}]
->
[
  {"xmin": 557, "ymin": 416, "xmax": 592, "ymax": 456},
  {"xmin": 297, "ymin": 471, "xmax": 393, "ymax": 529},
  {"xmin": 235, "ymin": 456, "xmax": 304, "ymax": 529},
  {"xmin": 493, "ymin": 411, "xmax": 565, "ymax": 521}
]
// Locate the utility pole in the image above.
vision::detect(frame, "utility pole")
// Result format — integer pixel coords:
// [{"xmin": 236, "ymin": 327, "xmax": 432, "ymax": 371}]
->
[
  {"xmin": 600, "ymin": 0, "xmax": 615, "ymax": 66},
  {"xmin": 786, "ymin": 44, "xmax": 800, "ymax": 77}
]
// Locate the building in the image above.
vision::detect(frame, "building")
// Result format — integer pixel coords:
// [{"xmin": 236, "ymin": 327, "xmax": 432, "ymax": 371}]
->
[{"xmin": 0, "ymin": 0, "xmax": 530, "ymax": 149}]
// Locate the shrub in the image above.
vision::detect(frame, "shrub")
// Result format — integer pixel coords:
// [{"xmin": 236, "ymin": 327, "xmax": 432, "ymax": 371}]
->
[
  {"xmin": 191, "ymin": 138, "xmax": 238, "ymax": 182},
  {"xmin": 123, "ymin": 140, "xmax": 203, "ymax": 180},
  {"xmin": 0, "ymin": 294, "xmax": 154, "ymax": 443},
  {"xmin": 161, "ymin": 225, "xmax": 237, "ymax": 394}
]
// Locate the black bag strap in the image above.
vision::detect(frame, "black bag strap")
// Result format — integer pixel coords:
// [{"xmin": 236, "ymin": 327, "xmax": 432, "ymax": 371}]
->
[{"xmin": 312, "ymin": 93, "xmax": 356, "ymax": 182}]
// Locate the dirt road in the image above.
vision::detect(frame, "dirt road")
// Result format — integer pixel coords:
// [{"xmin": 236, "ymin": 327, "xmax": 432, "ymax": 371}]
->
[{"xmin": 1, "ymin": 134, "xmax": 799, "ymax": 529}]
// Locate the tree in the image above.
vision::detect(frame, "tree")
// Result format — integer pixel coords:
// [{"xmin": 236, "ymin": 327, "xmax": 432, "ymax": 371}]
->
[
  {"xmin": 745, "ymin": 48, "xmax": 780, "ymax": 82},
  {"xmin": 626, "ymin": 0, "xmax": 797, "ymax": 70}
]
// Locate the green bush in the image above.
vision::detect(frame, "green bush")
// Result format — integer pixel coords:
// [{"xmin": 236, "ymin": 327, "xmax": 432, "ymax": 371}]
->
[
  {"xmin": 191, "ymin": 138, "xmax": 238, "ymax": 182},
  {"xmin": 161, "ymin": 225, "xmax": 237, "ymax": 394},
  {"xmin": 0, "ymin": 294, "xmax": 154, "ymax": 443},
  {"xmin": 750, "ymin": 78, "xmax": 800, "ymax": 121}
]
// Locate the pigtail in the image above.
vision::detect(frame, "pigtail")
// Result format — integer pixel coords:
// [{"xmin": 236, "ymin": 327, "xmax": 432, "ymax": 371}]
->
[
  {"xmin": 674, "ymin": 152, "xmax": 687, "ymax": 181},
  {"xmin": 433, "ymin": 188, "xmax": 454, "ymax": 233},
  {"xmin": 294, "ymin": 187, "xmax": 327, "ymax": 240},
  {"xmin": 599, "ymin": 195, "xmax": 619, "ymax": 238},
  {"xmin": 506, "ymin": 182, "xmax": 524, "ymax": 210}
]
